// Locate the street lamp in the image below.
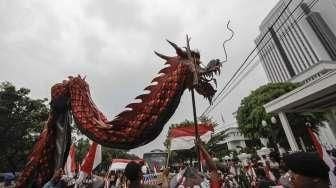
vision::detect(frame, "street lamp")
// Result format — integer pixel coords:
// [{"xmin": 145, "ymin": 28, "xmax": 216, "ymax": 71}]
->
[
  {"xmin": 262, "ymin": 116, "xmax": 277, "ymax": 127},
  {"xmin": 271, "ymin": 116, "xmax": 277, "ymax": 124}
]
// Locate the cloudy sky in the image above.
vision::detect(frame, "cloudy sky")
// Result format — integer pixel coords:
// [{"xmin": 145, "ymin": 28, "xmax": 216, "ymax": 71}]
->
[{"xmin": 0, "ymin": 0, "xmax": 278, "ymax": 156}]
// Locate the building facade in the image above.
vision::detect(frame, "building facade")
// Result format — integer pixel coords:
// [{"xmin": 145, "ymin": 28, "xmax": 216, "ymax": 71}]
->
[
  {"xmin": 143, "ymin": 149, "xmax": 168, "ymax": 172},
  {"xmin": 217, "ymin": 126, "xmax": 248, "ymax": 152},
  {"xmin": 256, "ymin": 0, "xmax": 336, "ymax": 83},
  {"xmin": 256, "ymin": 0, "xmax": 336, "ymax": 150}
]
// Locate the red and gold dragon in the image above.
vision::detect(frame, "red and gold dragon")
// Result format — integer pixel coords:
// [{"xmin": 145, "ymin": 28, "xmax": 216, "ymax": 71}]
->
[{"xmin": 16, "ymin": 40, "xmax": 222, "ymax": 187}]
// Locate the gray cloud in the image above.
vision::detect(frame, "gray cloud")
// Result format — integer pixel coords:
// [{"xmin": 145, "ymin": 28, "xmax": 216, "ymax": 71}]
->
[
  {"xmin": 0, "ymin": 0, "xmax": 278, "ymax": 157},
  {"xmin": 85, "ymin": 0, "xmax": 148, "ymax": 32}
]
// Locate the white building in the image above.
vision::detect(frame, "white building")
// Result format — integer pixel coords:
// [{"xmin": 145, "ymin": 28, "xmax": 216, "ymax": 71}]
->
[
  {"xmin": 255, "ymin": 0, "xmax": 336, "ymax": 83},
  {"xmin": 217, "ymin": 126, "xmax": 248, "ymax": 152},
  {"xmin": 255, "ymin": 0, "xmax": 336, "ymax": 150}
]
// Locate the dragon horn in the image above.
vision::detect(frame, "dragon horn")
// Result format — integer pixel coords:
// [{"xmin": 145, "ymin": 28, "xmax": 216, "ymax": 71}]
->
[
  {"xmin": 166, "ymin": 39, "xmax": 185, "ymax": 57},
  {"xmin": 154, "ymin": 51, "xmax": 170, "ymax": 60}
]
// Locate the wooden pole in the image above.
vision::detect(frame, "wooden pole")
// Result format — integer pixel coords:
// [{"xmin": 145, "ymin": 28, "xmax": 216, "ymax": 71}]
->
[
  {"xmin": 185, "ymin": 34, "xmax": 201, "ymax": 171},
  {"xmin": 191, "ymin": 88, "xmax": 201, "ymax": 171},
  {"xmin": 166, "ymin": 145, "xmax": 171, "ymax": 168}
]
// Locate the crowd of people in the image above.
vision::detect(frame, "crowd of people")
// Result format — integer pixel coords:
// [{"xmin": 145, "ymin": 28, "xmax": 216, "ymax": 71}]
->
[
  {"xmin": 2, "ymin": 144, "xmax": 333, "ymax": 187},
  {"xmin": 100, "ymin": 141, "xmax": 333, "ymax": 188},
  {"xmin": 190, "ymin": 151, "xmax": 331, "ymax": 188},
  {"xmin": 104, "ymin": 170, "xmax": 136, "ymax": 188},
  {"xmin": 198, "ymin": 151, "xmax": 330, "ymax": 188}
]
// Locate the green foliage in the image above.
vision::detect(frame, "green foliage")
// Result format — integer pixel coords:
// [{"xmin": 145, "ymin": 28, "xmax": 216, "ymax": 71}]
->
[
  {"xmin": 237, "ymin": 82, "xmax": 298, "ymax": 138},
  {"xmin": 0, "ymin": 82, "xmax": 49, "ymax": 172},
  {"xmin": 198, "ymin": 115, "xmax": 219, "ymax": 127},
  {"xmin": 75, "ymin": 138, "xmax": 90, "ymax": 163},
  {"xmin": 236, "ymin": 82, "xmax": 325, "ymax": 148}
]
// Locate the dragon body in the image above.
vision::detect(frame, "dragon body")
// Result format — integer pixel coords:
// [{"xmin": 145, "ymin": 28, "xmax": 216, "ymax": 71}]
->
[{"xmin": 16, "ymin": 40, "xmax": 222, "ymax": 187}]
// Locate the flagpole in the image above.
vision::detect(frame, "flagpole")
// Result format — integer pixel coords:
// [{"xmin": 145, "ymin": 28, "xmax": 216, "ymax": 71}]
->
[
  {"xmin": 166, "ymin": 145, "xmax": 171, "ymax": 168},
  {"xmin": 191, "ymin": 88, "xmax": 201, "ymax": 171},
  {"xmin": 185, "ymin": 34, "xmax": 201, "ymax": 171}
]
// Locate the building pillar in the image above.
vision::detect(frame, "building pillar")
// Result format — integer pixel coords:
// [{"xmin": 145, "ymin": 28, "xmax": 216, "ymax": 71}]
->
[
  {"xmin": 269, "ymin": 26, "xmax": 296, "ymax": 77},
  {"xmin": 278, "ymin": 112, "xmax": 300, "ymax": 151},
  {"xmin": 241, "ymin": 140, "xmax": 246, "ymax": 148},
  {"xmin": 227, "ymin": 142, "xmax": 232, "ymax": 150}
]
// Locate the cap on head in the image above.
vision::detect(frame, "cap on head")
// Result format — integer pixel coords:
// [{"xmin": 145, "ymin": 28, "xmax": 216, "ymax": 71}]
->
[{"xmin": 284, "ymin": 152, "xmax": 329, "ymax": 180}]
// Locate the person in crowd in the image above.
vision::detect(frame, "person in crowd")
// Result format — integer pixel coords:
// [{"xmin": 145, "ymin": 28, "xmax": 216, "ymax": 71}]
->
[
  {"xmin": 264, "ymin": 161, "xmax": 276, "ymax": 182},
  {"xmin": 115, "ymin": 172, "xmax": 123, "ymax": 187},
  {"xmin": 103, "ymin": 172, "xmax": 110, "ymax": 188},
  {"xmin": 104, "ymin": 171, "xmax": 118, "ymax": 188},
  {"xmin": 228, "ymin": 161, "xmax": 237, "ymax": 178},
  {"xmin": 124, "ymin": 161, "xmax": 143, "ymax": 188},
  {"xmin": 269, "ymin": 156, "xmax": 281, "ymax": 180},
  {"xmin": 195, "ymin": 139, "xmax": 222, "ymax": 188},
  {"xmin": 278, "ymin": 158, "xmax": 288, "ymax": 174},
  {"xmin": 244, "ymin": 161, "xmax": 257, "ymax": 185},
  {"xmin": 122, "ymin": 174, "xmax": 128, "ymax": 188},
  {"xmin": 110, "ymin": 173, "xmax": 117, "ymax": 187},
  {"xmin": 254, "ymin": 167, "xmax": 275, "ymax": 188},
  {"xmin": 43, "ymin": 168, "xmax": 67, "ymax": 188},
  {"xmin": 251, "ymin": 157, "xmax": 260, "ymax": 167},
  {"xmin": 170, "ymin": 167, "xmax": 207, "ymax": 188},
  {"xmin": 282, "ymin": 152, "xmax": 330, "ymax": 188},
  {"xmin": 269, "ymin": 156, "xmax": 279, "ymax": 169},
  {"xmin": 257, "ymin": 155, "xmax": 267, "ymax": 167},
  {"xmin": 223, "ymin": 174, "xmax": 239, "ymax": 188},
  {"xmin": 3, "ymin": 172, "xmax": 15, "ymax": 187},
  {"xmin": 169, "ymin": 140, "xmax": 221, "ymax": 187},
  {"xmin": 278, "ymin": 171, "xmax": 292, "ymax": 188},
  {"xmin": 160, "ymin": 168, "xmax": 170, "ymax": 188}
]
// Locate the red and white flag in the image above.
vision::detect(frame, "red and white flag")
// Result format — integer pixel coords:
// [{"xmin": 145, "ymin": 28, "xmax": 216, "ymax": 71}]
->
[
  {"xmin": 64, "ymin": 144, "xmax": 77, "ymax": 177},
  {"xmin": 169, "ymin": 124, "xmax": 213, "ymax": 150},
  {"xmin": 76, "ymin": 142, "xmax": 102, "ymax": 187},
  {"xmin": 80, "ymin": 142, "xmax": 102, "ymax": 174},
  {"xmin": 307, "ymin": 127, "xmax": 336, "ymax": 187},
  {"xmin": 246, "ymin": 165, "xmax": 257, "ymax": 181}
]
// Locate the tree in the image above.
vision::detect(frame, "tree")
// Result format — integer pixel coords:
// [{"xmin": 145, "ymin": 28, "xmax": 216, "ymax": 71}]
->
[
  {"xmin": 75, "ymin": 138, "xmax": 90, "ymax": 163},
  {"xmin": 0, "ymin": 82, "xmax": 49, "ymax": 172},
  {"xmin": 236, "ymin": 82, "xmax": 325, "ymax": 149}
]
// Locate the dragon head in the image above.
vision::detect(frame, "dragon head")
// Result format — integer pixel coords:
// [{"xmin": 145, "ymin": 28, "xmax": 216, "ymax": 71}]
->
[{"xmin": 155, "ymin": 40, "xmax": 222, "ymax": 104}]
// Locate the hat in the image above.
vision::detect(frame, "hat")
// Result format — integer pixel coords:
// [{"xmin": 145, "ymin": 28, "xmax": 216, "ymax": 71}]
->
[{"xmin": 284, "ymin": 152, "xmax": 329, "ymax": 180}]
